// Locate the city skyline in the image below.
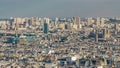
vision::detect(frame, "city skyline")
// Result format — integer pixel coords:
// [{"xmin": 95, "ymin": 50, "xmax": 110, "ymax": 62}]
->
[
  {"xmin": 0, "ymin": 8, "xmax": 119, "ymax": 67},
  {"xmin": 0, "ymin": 0, "xmax": 120, "ymax": 18}
]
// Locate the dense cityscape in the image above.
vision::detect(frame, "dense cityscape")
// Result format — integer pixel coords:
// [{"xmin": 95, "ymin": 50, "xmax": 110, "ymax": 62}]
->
[{"xmin": 0, "ymin": 17, "xmax": 119, "ymax": 68}]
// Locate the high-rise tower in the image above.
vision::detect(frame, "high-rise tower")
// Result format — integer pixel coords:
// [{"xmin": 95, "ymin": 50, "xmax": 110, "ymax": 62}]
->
[
  {"xmin": 96, "ymin": 17, "xmax": 101, "ymax": 27},
  {"xmin": 100, "ymin": 18, "xmax": 105, "ymax": 27},
  {"xmin": 43, "ymin": 22, "xmax": 49, "ymax": 34},
  {"xmin": 95, "ymin": 29, "xmax": 98, "ymax": 43},
  {"xmin": 73, "ymin": 17, "xmax": 81, "ymax": 29},
  {"xmin": 103, "ymin": 28, "xmax": 110, "ymax": 39}
]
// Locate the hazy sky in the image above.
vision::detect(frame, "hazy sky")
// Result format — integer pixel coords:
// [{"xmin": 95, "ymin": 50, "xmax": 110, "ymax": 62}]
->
[{"xmin": 0, "ymin": 0, "xmax": 120, "ymax": 18}]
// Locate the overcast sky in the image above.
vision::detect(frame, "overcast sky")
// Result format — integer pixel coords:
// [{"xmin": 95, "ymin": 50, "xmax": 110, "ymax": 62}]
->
[{"xmin": 0, "ymin": 0, "xmax": 120, "ymax": 18}]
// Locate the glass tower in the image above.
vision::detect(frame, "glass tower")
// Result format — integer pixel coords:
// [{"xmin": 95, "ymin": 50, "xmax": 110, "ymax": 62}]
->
[{"xmin": 44, "ymin": 22, "xmax": 48, "ymax": 34}]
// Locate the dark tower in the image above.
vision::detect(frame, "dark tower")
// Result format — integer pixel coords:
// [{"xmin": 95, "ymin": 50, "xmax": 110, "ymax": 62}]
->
[{"xmin": 43, "ymin": 22, "xmax": 48, "ymax": 34}]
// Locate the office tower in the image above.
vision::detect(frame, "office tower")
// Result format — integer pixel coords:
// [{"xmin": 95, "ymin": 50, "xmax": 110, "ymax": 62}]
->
[
  {"xmin": 40, "ymin": 18, "xmax": 44, "ymax": 26},
  {"xmin": 73, "ymin": 17, "xmax": 80, "ymax": 24},
  {"xmin": 9, "ymin": 18, "xmax": 14, "ymax": 30},
  {"xmin": 96, "ymin": 17, "xmax": 105, "ymax": 27},
  {"xmin": 100, "ymin": 18, "xmax": 105, "ymax": 27},
  {"xmin": 95, "ymin": 29, "xmax": 98, "ymax": 43},
  {"xmin": 106, "ymin": 29, "xmax": 110, "ymax": 38},
  {"xmin": 54, "ymin": 17, "xmax": 59, "ymax": 28},
  {"xmin": 96, "ymin": 17, "xmax": 101, "ymax": 27},
  {"xmin": 31, "ymin": 17, "xmax": 35, "ymax": 26},
  {"xmin": 115, "ymin": 23, "xmax": 119, "ymax": 30},
  {"xmin": 14, "ymin": 17, "xmax": 22, "ymax": 24},
  {"xmin": 43, "ymin": 22, "xmax": 49, "ymax": 34},
  {"xmin": 103, "ymin": 28, "xmax": 107, "ymax": 39},
  {"xmin": 73, "ymin": 17, "xmax": 81, "ymax": 29},
  {"xmin": 35, "ymin": 17, "xmax": 40, "ymax": 26},
  {"xmin": 13, "ymin": 17, "xmax": 22, "ymax": 29},
  {"xmin": 55, "ymin": 17, "xmax": 59, "ymax": 24},
  {"xmin": 0, "ymin": 21, "xmax": 8, "ymax": 29},
  {"xmin": 25, "ymin": 17, "xmax": 29, "ymax": 28},
  {"xmin": 103, "ymin": 28, "xmax": 110, "ymax": 39},
  {"xmin": 87, "ymin": 17, "xmax": 93, "ymax": 25},
  {"xmin": 20, "ymin": 18, "xmax": 26, "ymax": 28}
]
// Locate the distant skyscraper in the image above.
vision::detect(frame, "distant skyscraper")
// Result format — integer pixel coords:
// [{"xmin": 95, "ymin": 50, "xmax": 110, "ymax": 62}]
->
[
  {"xmin": 103, "ymin": 28, "xmax": 107, "ymax": 39},
  {"xmin": 25, "ymin": 17, "xmax": 29, "ymax": 28},
  {"xmin": 100, "ymin": 18, "xmax": 105, "ymax": 27},
  {"xmin": 87, "ymin": 17, "xmax": 93, "ymax": 25},
  {"xmin": 0, "ymin": 21, "xmax": 8, "ymax": 29},
  {"xmin": 96, "ymin": 17, "xmax": 105, "ymax": 27},
  {"xmin": 43, "ymin": 22, "xmax": 49, "ymax": 34},
  {"xmin": 55, "ymin": 17, "xmax": 58, "ymax": 24},
  {"xmin": 115, "ymin": 23, "xmax": 119, "ymax": 30},
  {"xmin": 106, "ymin": 29, "xmax": 110, "ymax": 38},
  {"xmin": 31, "ymin": 17, "xmax": 35, "ymax": 26},
  {"xmin": 95, "ymin": 29, "xmax": 98, "ymax": 43},
  {"xmin": 13, "ymin": 17, "xmax": 22, "ymax": 29},
  {"xmin": 103, "ymin": 28, "xmax": 110, "ymax": 39},
  {"xmin": 34, "ymin": 17, "xmax": 40, "ymax": 26},
  {"xmin": 73, "ymin": 17, "xmax": 81, "ymax": 29},
  {"xmin": 96, "ymin": 17, "xmax": 101, "ymax": 27}
]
